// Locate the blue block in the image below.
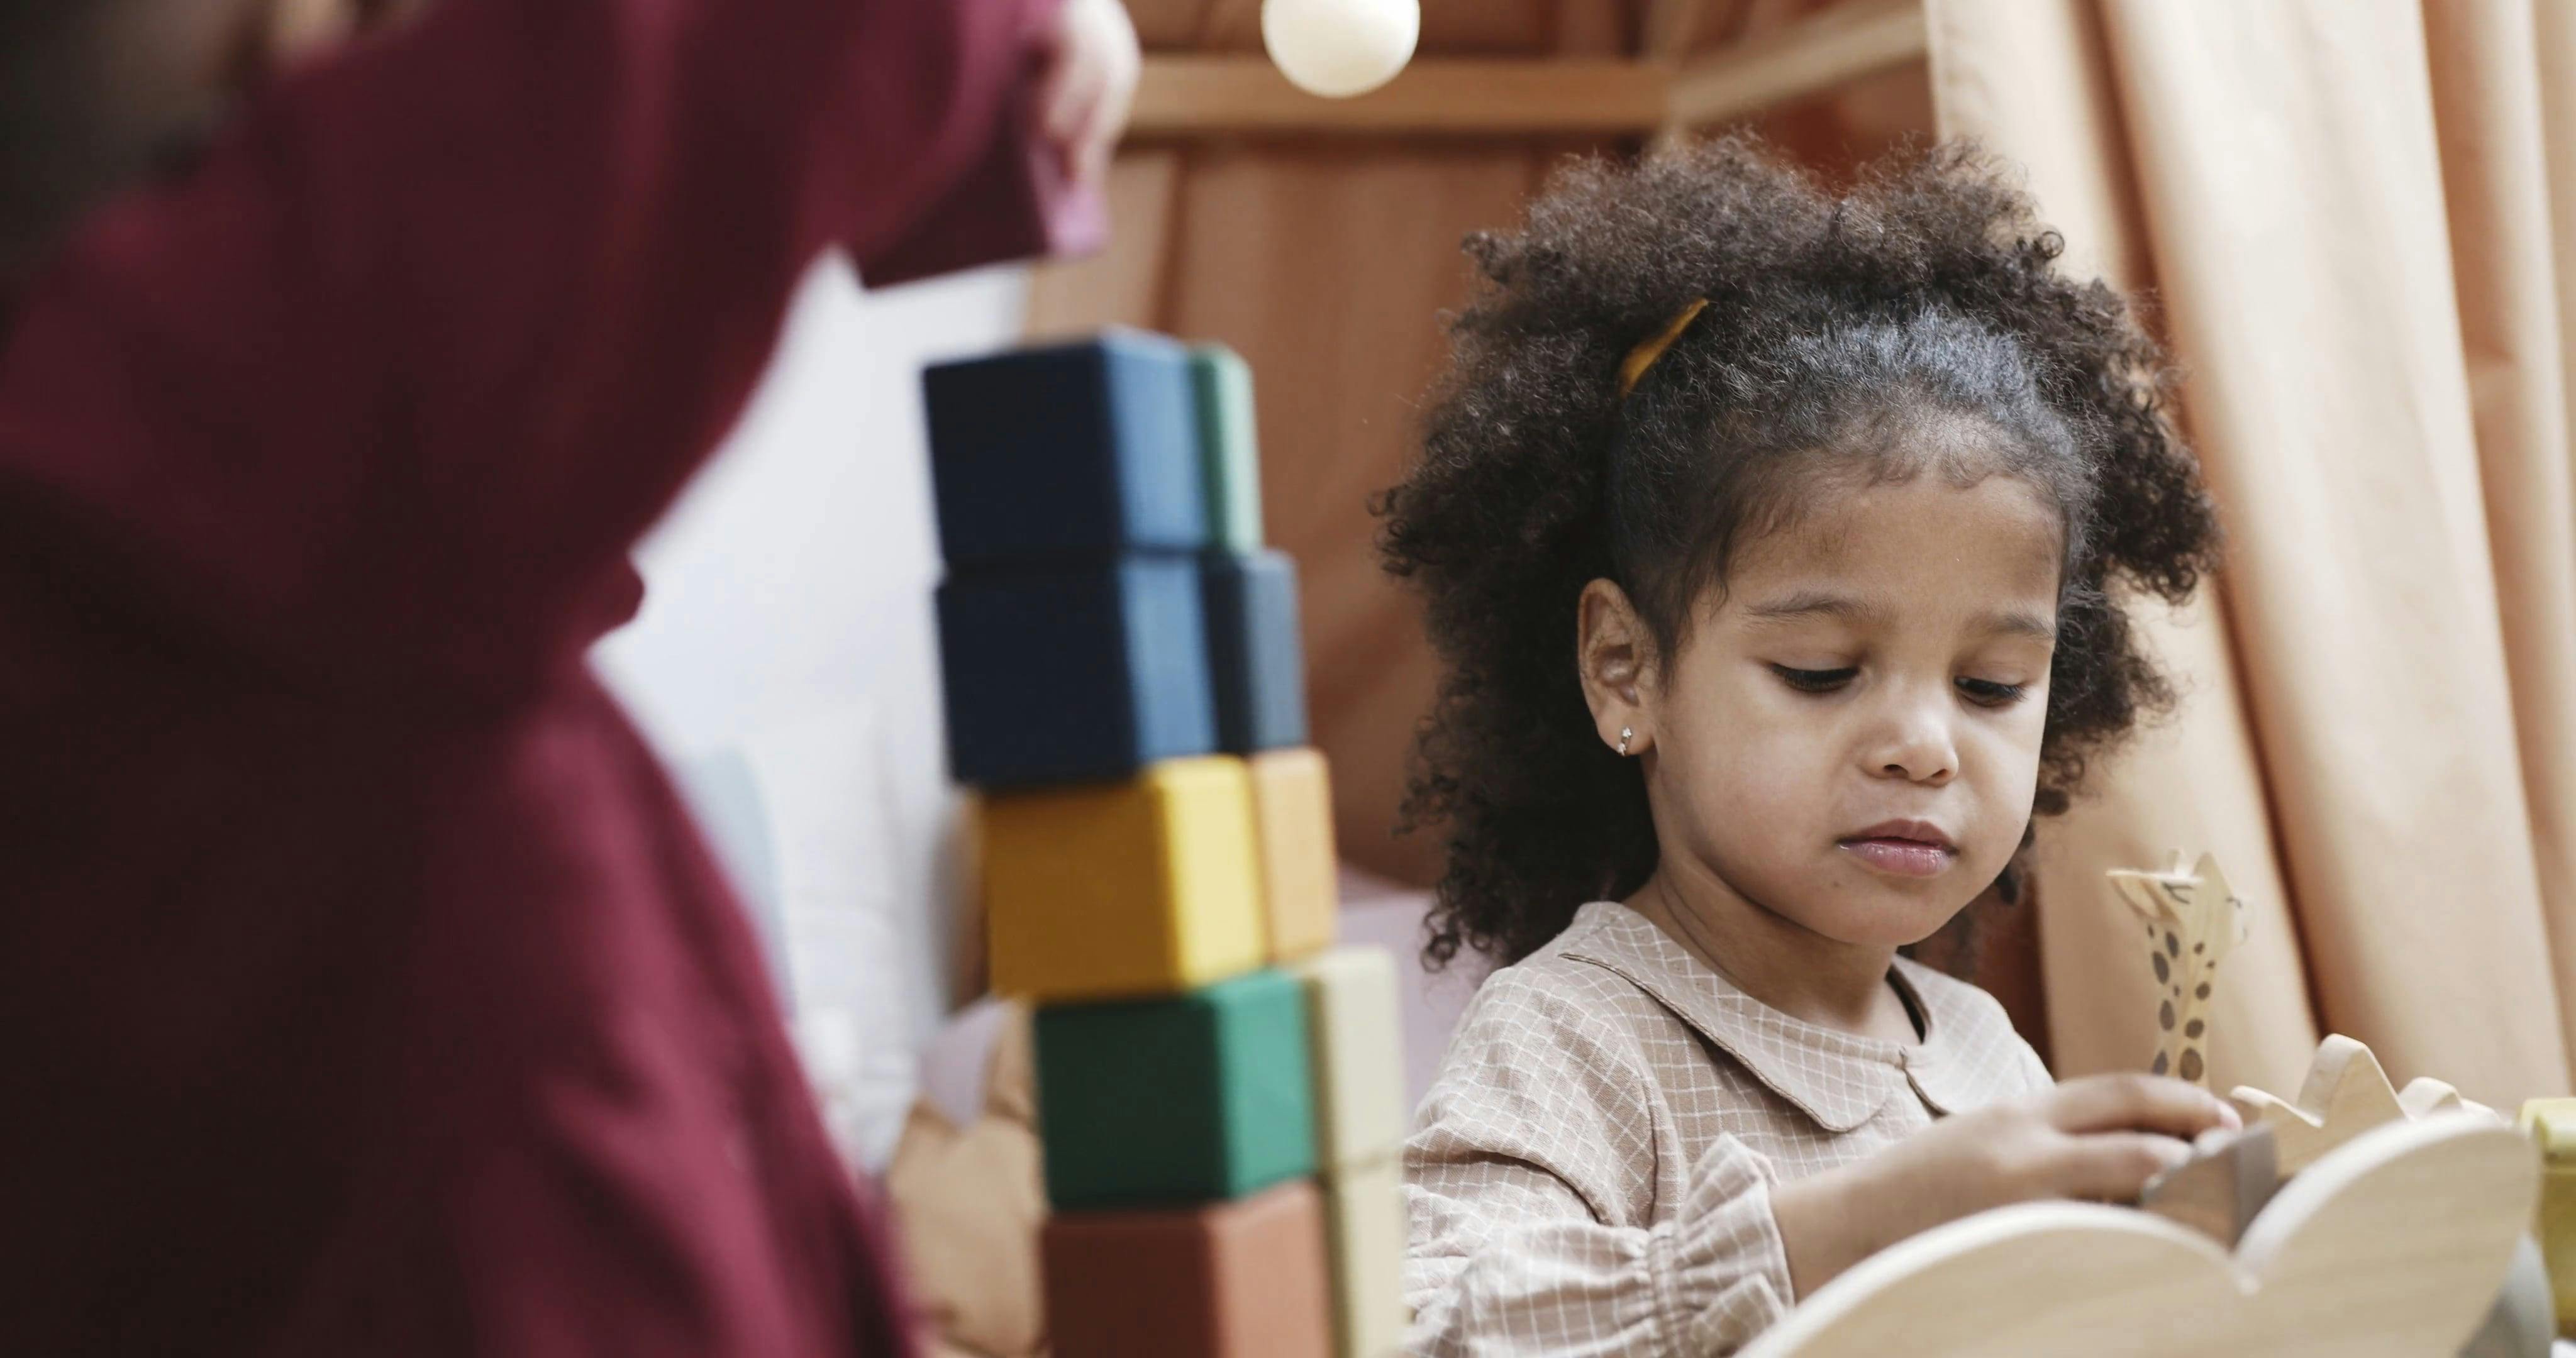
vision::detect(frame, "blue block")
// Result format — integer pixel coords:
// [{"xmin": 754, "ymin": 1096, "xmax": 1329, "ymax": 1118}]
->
[
  {"xmin": 938, "ymin": 555, "xmax": 1218, "ymax": 787},
  {"xmin": 1201, "ymin": 549, "xmax": 1308, "ymax": 754},
  {"xmin": 924, "ymin": 331, "xmax": 1209, "ymax": 566}
]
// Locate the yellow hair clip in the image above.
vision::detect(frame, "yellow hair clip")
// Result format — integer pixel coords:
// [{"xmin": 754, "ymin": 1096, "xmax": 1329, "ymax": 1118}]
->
[{"xmin": 1616, "ymin": 297, "xmax": 1711, "ymax": 399}]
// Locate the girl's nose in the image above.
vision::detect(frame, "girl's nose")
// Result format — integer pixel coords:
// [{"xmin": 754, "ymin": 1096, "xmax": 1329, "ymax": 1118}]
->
[{"xmin": 1865, "ymin": 696, "xmax": 1958, "ymax": 786}]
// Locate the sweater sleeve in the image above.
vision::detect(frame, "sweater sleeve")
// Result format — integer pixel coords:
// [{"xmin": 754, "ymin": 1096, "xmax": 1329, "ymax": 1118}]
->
[
  {"xmin": 1403, "ymin": 976, "xmax": 1796, "ymax": 1357},
  {"xmin": 0, "ymin": 0, "xmax": 1055, "ymax": 702}
]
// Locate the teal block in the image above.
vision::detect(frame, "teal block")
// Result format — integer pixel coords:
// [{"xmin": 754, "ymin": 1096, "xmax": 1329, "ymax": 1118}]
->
[
  {"xmin": 1035, "ymin": 970, "xmax": 1316, "ymax": 1210},
  {"xmin": 1191, "ymin": 345, "xmax": 1263, "ymax": 553}
]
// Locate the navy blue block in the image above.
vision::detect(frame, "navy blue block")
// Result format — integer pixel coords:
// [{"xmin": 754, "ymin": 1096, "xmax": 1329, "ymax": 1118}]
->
[
  {"xmin": 938, "ymin": 555, "xmax": 1219, "ymax": 787},
  {"xmin": 1200, "ymin": 549, "xmax": 1308, "ymax": 754},
  {"xmin": 924, "ymin": 331, "xmax": 1209, "ymax": 566}
]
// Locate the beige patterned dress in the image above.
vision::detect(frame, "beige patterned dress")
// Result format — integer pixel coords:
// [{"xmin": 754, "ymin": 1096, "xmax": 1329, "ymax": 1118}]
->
[{"xmin": 1405, "ymin": 901, "xmax": 2053, "ymax": 1356}]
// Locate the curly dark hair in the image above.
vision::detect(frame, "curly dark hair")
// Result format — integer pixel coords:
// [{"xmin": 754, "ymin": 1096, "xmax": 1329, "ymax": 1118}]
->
[{"xmin": 1377, "ymin": 133, "xmax": 2219, "ymax": 972}]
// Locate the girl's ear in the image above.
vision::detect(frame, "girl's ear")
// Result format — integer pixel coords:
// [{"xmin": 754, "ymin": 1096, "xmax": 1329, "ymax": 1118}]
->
[{"xmin": 1576, "ymin": 578, "xmax": 1657, "ymax": 758}]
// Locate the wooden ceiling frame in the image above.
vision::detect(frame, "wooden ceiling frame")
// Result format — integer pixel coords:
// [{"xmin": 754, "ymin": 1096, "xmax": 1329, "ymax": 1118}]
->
[{"xmin": 1124, "ymin": 0, "xmax": 1926, "ymax": 140}]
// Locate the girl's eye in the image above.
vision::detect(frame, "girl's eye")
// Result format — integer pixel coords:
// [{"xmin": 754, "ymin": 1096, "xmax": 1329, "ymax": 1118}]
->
[
  {"xmin": 1958, "ymin": 677, "xmax": 2028, "ymax": 707},
  {"xmin": 1771, "ymin": 665, "xmax": 1857, "ymax": 693}
]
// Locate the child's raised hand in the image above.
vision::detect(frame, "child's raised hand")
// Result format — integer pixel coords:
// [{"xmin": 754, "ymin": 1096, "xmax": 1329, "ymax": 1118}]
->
[{"xmin": 1770, "ymin": 1074, "xmax": 2241, "ymax": 1298}]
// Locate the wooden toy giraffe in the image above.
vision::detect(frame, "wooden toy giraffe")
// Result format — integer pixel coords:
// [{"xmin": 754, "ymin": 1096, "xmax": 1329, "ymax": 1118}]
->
[{"xmin": 2106, "ymin": 851, "xmax": 2248, "ymax": 1086}]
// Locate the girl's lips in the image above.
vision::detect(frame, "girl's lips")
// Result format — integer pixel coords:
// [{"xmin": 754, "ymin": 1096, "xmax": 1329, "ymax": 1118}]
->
[{"xmin": 1839, "ymin": 837, "xmax": 1956, "ymax": 878}]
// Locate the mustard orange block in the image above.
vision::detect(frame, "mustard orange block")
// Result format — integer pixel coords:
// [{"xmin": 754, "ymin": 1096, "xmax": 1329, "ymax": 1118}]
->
[
  {"xmin": 1250, "ymin": 748, "xmax": 1338, "ymax": 963},
  {"xmin": 985, "ymin": 756, "xmax": 1263, "ymax": 1002}
]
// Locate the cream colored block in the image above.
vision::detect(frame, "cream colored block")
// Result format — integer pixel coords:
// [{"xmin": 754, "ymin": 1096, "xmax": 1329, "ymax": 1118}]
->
[
  {"xmin": 1323, "ymin": 1158, "xmax": 1409, "ymax": 1358},
  {"xmin": 1291, "ymin": 945, "xmax": 1408, "ymax": 1172}
]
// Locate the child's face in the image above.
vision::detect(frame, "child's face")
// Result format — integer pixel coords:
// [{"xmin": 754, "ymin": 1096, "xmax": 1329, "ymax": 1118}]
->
[{"xmin": 1593, "ymin": 471, "xmax": 2062, "ymax": 949}]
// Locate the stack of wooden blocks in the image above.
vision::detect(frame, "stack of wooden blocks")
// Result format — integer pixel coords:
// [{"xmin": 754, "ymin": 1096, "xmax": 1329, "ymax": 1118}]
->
[{"xmin": 924, "ymin": 331, "xmax": 1408, "ymax": 1358}]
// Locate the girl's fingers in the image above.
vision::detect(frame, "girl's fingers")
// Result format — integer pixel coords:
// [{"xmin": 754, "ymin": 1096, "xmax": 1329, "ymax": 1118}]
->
[
  {"xmin": 2042, "ymin": 1073, "xmax": 2241, "ymax": 1139},
  {"xmin": 2048, "ymin": 1132, "xmax": 2197, "ymax": 1202}
]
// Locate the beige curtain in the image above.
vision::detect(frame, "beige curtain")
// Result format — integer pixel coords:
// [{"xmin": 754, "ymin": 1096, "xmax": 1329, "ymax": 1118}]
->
[{"xmin": 1930, "ymin": 0, "xmax": 2576, "ymax": 1108}]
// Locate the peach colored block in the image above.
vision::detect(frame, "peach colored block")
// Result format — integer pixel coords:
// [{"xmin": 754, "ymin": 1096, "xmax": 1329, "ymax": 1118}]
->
[{"xmin": 1042, "ymin": 1181, "xmax": 1332, "ymax": 1358}]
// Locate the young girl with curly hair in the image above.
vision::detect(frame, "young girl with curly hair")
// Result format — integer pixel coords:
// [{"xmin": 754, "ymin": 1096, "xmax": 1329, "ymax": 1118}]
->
[{"xmin": 1380, "ymin": 135, "xmax": 2244, "ymax": 1355}]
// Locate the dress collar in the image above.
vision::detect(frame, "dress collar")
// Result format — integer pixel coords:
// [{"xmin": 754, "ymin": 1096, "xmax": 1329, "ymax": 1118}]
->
[{"xmin": 1555, "ymin": 901, "xmax": 2009, "ymax": 1132}]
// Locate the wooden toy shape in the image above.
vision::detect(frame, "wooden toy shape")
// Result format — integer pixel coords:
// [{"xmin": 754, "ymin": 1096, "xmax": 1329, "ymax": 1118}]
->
[
  {"xmin": 2517, "ymin": 1098, "xmax": 2576, "ymax": 1338},
  {"xmin": 1191, "ymin": 345, "xmax": 1265, "ymax": 554},
  {"xmin": 1043, "ymin": 1180, "xmax": 1333, "ymax": 1358},
  {"xmin": 984, "ymin": 756, "xmax": 1262, "ymax": 1003},
  {"xmin": 1250, "ymin": 748, "xmax": 1338, "ymax": 963},
  {"xmin": 923, "ymin": 331, "xmax": 1209, "ymax": 566},
  {"xmin": 2460, "ymin": 1236, "xmax": 2557, "ymax": 1358},
  {"xmin": 2228, "ymin": 1032, "xmax": 2496, "ymax": 1176},
  {"xmin": 2138, "ymin": 1124, "xmax": 2278, "ymax": 1247},
  {"xmin": 1201, "ymin": 548, "xmax": 1309, "ymax": 754},
  {"xmin": 1740, "ymin": 1115, "xmax": 2538, "ymax": 1358},
  {"xmin": 1033, "ymin": 969, "xmax": 1316, "ymax": 1210},
  {"xmin": 2106, "ymin": 851, "xmax": 2247, "ymax": 1085},
  {"xmin": 1321, "ymin": 1158, "xmax": 1408, "ymax": 1358},
  {"xmin": 1290, "ymin": 946, "xmax": 1407, "ymax": 1174},
  {"xmin": 938, "ymin": 557, "xmax": 1218, "ymax": 787}
]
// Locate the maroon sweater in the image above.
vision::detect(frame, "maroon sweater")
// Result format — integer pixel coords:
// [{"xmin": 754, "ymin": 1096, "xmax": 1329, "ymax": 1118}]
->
[{"xmin": 0, "ymin": 0, "xmax": 1053, "ymax": 1351}]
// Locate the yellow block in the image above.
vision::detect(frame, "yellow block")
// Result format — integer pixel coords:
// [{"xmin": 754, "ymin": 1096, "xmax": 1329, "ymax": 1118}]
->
[
  {"xmin": 984, "ymin": 756, "xmax": 1263, "ymax": 1002},
  {"xmin": 1291, "ymin": 945, "xmax": 1408, "ymax": 1173},
  {"xmin": 1323, "ymin": 1157, "xmax": 1409, "ymax": 1358},
  {"xmin": 1250, "ymin": 747, "xmax": 1338, "ymax": 962},
  {"xmin": 2521, "ymin": 1098, "xmax": 2576, "ymax": 1337}
]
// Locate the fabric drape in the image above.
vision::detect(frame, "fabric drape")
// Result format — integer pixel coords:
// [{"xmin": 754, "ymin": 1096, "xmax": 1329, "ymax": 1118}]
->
[{"xmin": 1930, "ymin": 0, "xmax": 2576, "ymax": 1106}]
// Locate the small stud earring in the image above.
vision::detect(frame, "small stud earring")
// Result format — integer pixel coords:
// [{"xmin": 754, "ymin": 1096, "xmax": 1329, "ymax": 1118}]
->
[{"xmin": 1618, "ymin": 727, "xmax": 1634, "ymax": 756}]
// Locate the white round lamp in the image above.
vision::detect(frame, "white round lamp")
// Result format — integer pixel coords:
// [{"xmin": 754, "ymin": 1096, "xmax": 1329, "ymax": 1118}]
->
[{"xmin": 1260, "ymin": 0, "xmax": 1422, "ymax": 99}]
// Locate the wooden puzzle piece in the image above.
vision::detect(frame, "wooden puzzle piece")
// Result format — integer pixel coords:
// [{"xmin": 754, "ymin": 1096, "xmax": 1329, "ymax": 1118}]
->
[
  {"xmin": 1032, "ymin": 968, "xmax": 1315, "ymax": 1210},
  {"xmin": 984, "ymin": 756, "xmax": 1263, "ymax": 1002},
  {"xmin": 1320, "ymin": 1159, "xmax": 1408, "ymax": 1358},
  {"xmin": 1290, "ymin": 946, "xmax": 1407, "ymax": 1174},
  {"xmin": 1043, "ymin": 1180, "xmax": 1335, "ymax": 1358},
  {"xmin": 2106, "ymin": 851, "xmax": 2248, "ymax": 1086},
  {"xmin": 2398, "ymin": 1075, "xmax": 2496, "ymax": 1122},
  {"xmin": 2459, "ymin": 1235, "xmax": 2556, "ymax": 1358},
  {"xmin": 2226, "ymin": 1033, "xmax": 2471, "ymax": 1176},
  {"xmin": 1250, "ymin": 749, "xmax": 1338, "ymax": 964},
  {"xmin": 2138, "ymin": 1124, "xmax": 2279, "ymax": 1247},
  {"xmin": 1740, "ymin": 1115, "xmax": 2537, "ymax": 1358}
]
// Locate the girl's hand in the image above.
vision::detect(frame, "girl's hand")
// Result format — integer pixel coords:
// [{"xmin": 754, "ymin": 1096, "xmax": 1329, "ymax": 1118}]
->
[{"xmin": 1770, "ymin": 1074, "xmax": 2241, "ymax": 1298}]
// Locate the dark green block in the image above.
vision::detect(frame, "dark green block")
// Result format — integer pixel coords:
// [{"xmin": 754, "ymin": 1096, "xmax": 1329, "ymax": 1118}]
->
[
  {"xmin": 1190, "ymin": 345, "xmax": 1263, "ymax": 553},
  {"xmin": 1035, "ymin": 969, "xmax": 1315, "ymax": 1210}
]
